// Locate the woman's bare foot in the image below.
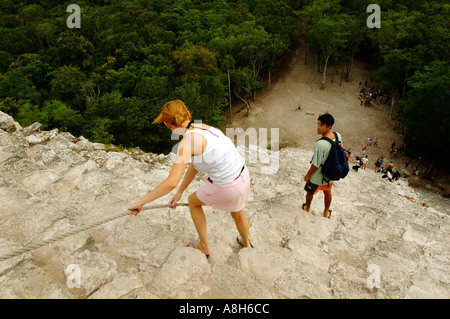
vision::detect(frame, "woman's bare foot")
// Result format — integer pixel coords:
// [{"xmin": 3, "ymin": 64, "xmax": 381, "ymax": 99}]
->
[
  {"xmin": 188, "ymin": 241, "xmax": 210, "ymax": 257},
  {"xmin": 237, "ymin": 236, "xmax": 253, "ymax": 248}
]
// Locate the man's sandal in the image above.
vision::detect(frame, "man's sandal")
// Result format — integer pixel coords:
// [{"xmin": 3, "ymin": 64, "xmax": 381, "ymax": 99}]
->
[{"xmin": 302, "ymin": 203, "xmax": 309, "ymax": 212}]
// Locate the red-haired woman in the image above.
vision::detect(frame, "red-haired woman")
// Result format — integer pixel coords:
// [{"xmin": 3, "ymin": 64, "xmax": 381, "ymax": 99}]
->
[{"xmin": 128, "ymin": 100, "xmax": 252, "ymax": 257}]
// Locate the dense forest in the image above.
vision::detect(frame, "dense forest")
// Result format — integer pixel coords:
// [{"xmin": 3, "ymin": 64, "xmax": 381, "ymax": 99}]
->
[{"xmin": 0, "ymin": 0, "xmax": 448, "ymax": 171}]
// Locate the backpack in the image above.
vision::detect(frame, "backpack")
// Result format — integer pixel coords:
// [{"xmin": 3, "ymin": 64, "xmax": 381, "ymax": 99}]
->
[{"xmin": 319, "ymin": 132, "xmax": 349, "ymax": 183}]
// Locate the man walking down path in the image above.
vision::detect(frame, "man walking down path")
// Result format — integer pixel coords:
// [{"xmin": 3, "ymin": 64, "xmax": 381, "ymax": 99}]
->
[{"xmin": 302, "ymin": 113, "xmax": 343, "ymax": 218}]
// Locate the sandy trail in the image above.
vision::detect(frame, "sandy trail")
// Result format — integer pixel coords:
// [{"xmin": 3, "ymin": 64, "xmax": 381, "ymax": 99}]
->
[{"xmin": 222, "ymin": 39, "xmax": 404, "ymax": 166}]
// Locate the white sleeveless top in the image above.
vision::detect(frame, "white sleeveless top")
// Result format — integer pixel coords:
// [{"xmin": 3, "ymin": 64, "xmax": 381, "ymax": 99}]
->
[{"xmin": 184, "ymin": 126, "xmax": 245, "ymax": 185}]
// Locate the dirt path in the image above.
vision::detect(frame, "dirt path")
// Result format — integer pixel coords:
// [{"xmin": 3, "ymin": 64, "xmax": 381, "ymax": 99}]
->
[{"xmin": 222, "ymin": 38, "xmax": 408, "ymax": 168}]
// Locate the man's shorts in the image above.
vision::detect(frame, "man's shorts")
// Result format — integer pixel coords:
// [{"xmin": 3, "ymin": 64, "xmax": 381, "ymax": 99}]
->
[{"xmin": 304, "ymin": 180, "xmax": 333, "ymax": 195}]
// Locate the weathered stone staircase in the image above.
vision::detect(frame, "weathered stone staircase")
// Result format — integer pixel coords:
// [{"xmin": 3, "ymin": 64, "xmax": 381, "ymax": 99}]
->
[{"xmin": 0, "ymin": 111, "xmax": 448, "ymax": 299}]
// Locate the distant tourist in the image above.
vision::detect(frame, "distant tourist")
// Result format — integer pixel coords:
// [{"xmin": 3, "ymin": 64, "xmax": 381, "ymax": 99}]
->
[
  {"xmin": 386, "ymin": 160, "xmax": 395, "ymax": 173},
  {"xmin": 393, "ymin": 170, "xmax": 402, "ymax": 180},
  {"xmin": 374, "ymin": 156, "xmax": 383, "ymax": 173},
  {"xmin": 361, "ymin": 156, "xmax": 368, "ymax": 170},
  {"xmin": 405, "ymin": 160, "xmax": 411, "ymax": 168},
  {"xmin": 382, "ymin": 170, "xmax": 394, "ymax": 182},
  {"xmin": 393, "ymin": 147, "xmax": 399, "ymax": 157}
]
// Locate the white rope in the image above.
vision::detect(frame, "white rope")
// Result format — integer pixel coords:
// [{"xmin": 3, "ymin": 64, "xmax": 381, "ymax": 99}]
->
[
  {"xmin": 0, "ymin": 203, "xmax": 186, "ymax": 262},
  {"xmin": 0, "ymin": 191, "xmax": 300, "ymax": 262}
]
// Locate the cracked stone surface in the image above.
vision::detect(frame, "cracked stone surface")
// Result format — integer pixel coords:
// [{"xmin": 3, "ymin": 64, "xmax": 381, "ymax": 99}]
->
[{"xmin": 0, "ymin": 112, "xmax": 449, "ymax": 299}]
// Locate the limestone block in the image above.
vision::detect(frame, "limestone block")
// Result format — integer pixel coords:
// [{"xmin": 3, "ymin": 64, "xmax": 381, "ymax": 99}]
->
[
  {"xmin": 88, "ymin": 273, "xmax": 144, "ymax": 299},
  {"xmin": 231, "ymin": 248, "xmax": 284, "ymax": 288},
  {"xmin": 0, "ymin": 111, "xmax": 20, "ymax": 132},
  {"xmin": 148, "ymin": 247, "xmax": 211, "ymax": 298},
  {"xmin": 66, "ymin": 250, "xmax": 118, "ymax": 297},
  {"xmin": 21, "ymin": 122, "xmax": 41, "ymax": 136}
]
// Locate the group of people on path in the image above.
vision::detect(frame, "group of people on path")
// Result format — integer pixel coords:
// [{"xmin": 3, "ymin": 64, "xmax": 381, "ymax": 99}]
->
[
  {"xmin": 350, "ymin": 154, "xmax": 369, "ymax": 172},
  {"xmin": 346, "ymin": 136, "xmax": 414, "ymax": 183},
  {"xmin": 374, "ymin": 157, "xmax": 404, "ymax": 182},
  {"xmin": 344, "ymin": 139, "xmax": 375, "ymax": 172},
  {"xmin": 127, "ymin": 100, "xmax": 342, "ymax": 258},
  {"xmin": 359, "ymin": 81, "xmax": 387, "ymax": 106},
  {"xmin": 367, "ymin": 137, "xmax": 378, "ymax": 147},
  {"xmin": 363, "ymin": 138, "xmax": 421, "ymax": 182},
  {"xmin": 376, "ymin": 140, "xmax": 421, "ymax": 180}
]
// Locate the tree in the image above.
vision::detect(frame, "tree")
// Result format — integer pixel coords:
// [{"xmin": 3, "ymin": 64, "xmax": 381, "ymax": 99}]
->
[
  {"xmin": 398, "ymin": 60, "xmax": 449, "ymax": 176},
  {"xmin": 16, "ymin": 101, "xmax": 45, "ymax": 127},
  {"xmin": 173, "ymin": 44, "xmax": 220, "ymax": 82},
  {"xmin": 308, "ymin": 15, "xmax": 350, "ymax": 90},
  {"xmin": 229, "ymin": 67, "xmax": 262, "ymax": 115},
  {"xmin": 0, "ymin": 28, "xmax": 33, "ymax": 56},
  {"xmin": 299, "ymin": 0, "xmax": 341, "ymax": 65},
  {"xmin": 173, "ymin": 78, "xmax": 227, "ymax": 127},
  {"xmin": 208, "ymin": 29, "xmax": 239, "ymax": 123},
  {"xmin": 0, "ymin": 54, "xmax": 48, "ymax": 107},
  {"xmin": 235, "ymin": 21, "xmax": 284, "ymax": 83},
  {"xmin": 250, "ymin": 0, "xmax": 302, "ymax": 42},
  {"xmin": 56, "ymin": 31, "xmax": 94, "ymax": 69},
  {"xmin": 41, "ymin": 100, "xmax": 84, "ymax": 135},
  {"xmin": 372, "ymin": 48, "xmax": 408, "ymax": 116},
  {"xmin": 213, "ymin": 20, "xmax": 286, "ymax": 103},
  {"xmin": 49, "ymin": 65, "xmax": 88, "ymax": 112},
  {"xmin": 340, "ymin": 14, "xmax": 364, "ymax": 82}
]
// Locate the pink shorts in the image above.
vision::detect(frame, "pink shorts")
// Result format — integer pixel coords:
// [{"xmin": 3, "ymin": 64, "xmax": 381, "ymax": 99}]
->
[{"xmin": 196, "ymin": 166, "xmax": 250, "ymax": 212}]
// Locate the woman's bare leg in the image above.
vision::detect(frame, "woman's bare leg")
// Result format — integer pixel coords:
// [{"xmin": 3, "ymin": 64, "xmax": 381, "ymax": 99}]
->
[
  {"xmin": 231, "ymin": 210, "xmax": 251, "ymax": 247},
  {"xmin": 188, "ymin": 192, "xmax": 210, "ymax": 253}
]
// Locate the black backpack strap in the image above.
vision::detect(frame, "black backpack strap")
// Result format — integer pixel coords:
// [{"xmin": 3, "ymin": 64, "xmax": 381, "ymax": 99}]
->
[
  {"xmin": 320, "ymin": 136, "xmax": 334, "ymax": 145},
  {"xmin": 319, "ymin": 132, "xmax": 341, "ymax": 144},
  {"xmin": 319, "ymin": 132, "xmax": 340, "ymax": 145}
]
